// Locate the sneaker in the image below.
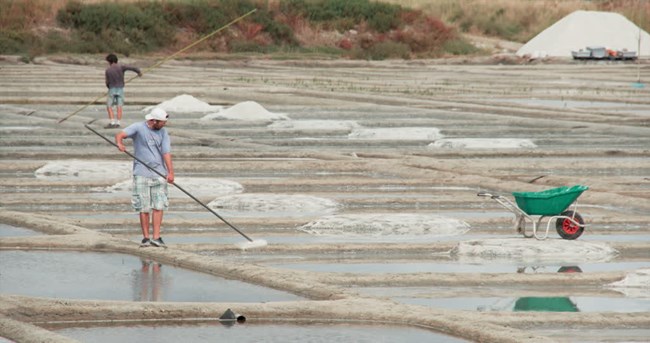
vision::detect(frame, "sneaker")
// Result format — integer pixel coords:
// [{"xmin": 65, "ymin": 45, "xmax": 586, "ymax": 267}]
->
[
  {"xmin": 140, "ymin": 238, "xmax": 151, "ymax": 247},
  {"xmin": 150, "ymin": 237, "xmax": 166, "ymax": 248},
  {"xmin": 104, "ymin": 123, "xmax": 115, "ymax": 129}
]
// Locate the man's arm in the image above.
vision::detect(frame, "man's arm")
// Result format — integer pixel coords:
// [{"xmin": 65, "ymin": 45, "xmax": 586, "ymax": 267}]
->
[
  {"xmin": 163, "ymin": 153, "xmax": 174, "ymax": 183},
  {"xmin": 115, "ymin": 131, "xmax": 128, "ymax": 152},
  {"xmin": 122, "ymin": 65, "xmax": 142, "ymax": 77}
]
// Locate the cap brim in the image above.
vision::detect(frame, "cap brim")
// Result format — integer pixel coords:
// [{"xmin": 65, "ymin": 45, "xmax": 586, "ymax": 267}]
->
[{"xmin": 145, "ymin": 114, "xmax": 167, "ymax": 121}]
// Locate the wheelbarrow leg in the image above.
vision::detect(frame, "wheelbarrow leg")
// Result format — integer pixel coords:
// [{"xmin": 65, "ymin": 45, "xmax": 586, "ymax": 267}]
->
[
  {"xmin": 514, "ymin": 215, "xmax": 533, "ymax": 238},
  {"xmin": 533, "ymin": 216, "xmax": 550, "ymax": 240}
]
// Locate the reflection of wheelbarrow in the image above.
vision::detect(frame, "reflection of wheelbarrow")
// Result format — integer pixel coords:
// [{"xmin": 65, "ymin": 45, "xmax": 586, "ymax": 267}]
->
[
  {"xmin": 478, "ymin": 185, "xmax": 589, "ymax": 240},
  {"xmin": 514, "ymin": 297, "xmax": 579, "ymax": 312}
]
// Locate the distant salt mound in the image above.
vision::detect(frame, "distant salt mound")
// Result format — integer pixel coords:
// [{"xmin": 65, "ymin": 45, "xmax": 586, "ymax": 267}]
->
[
  {"xmin": 349, "ymin": 128, "xmax": 443, "ymax": 140},
  {"xmin": 35, "ymin": 160, "xmax": 130, "ymax": 181},
  {"xmin": 268, "ymin": 120, "xmax": 359, "ymax": 130},
  {"xmin": 299, "ymin": 213, "xmax": 470, "ymax": 241},
  {"xmin": 452, "ymin": 238, "xmax": 618, "ymax": 263},
  {"xmin": 429, "ymin": 138, "xmax": 537, "ymax": 149},
  {"xmin": 143, "ymin": 94, "xmax": 221, "ymax": 113},
  {"xmin": 202, "ymin": 101, "xmax": 288, "ymax": 121},
  {"xmin": 517, "ymin": 10, "xmax": 650, "ymax": 57},
  {"xmin": 606, "ymin": 268, "xmax": 650, "ymax": 298},
  {"xmin": 208, "ymin": 194, "xmax": 338, "ymax": 218},
  {"xmin": 95, "ymin": 178, "xmax": 243, "ymax": 198}
]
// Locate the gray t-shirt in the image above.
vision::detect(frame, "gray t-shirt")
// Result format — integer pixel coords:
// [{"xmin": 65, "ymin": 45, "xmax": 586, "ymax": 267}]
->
[
  {"xmin": 123, "ymin": 121, "xmax": 171, "ymax": 178},
  {"xmin": 105, "ymin": 63, "xmax": 141, "ymax": 89}
]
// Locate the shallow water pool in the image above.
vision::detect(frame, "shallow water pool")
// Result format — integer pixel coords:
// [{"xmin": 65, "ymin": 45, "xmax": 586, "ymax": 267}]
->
[
  {"xmin": 266, "ymin": 260, "xmax": 650, "ymax": 274},
  {"xmin": 390, "ymin": 296, "xmax": 650, "ymax": 313},
  {"xmin": 0, "ymin": 250, "xmax": 302, "ymax": 302},
  {"xmin": 53, "ymin": 321, "xmax": 468, "ymax": 343}
]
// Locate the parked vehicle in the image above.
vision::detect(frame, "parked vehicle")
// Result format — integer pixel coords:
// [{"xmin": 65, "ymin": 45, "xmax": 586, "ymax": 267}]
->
[{"xmin": 572, "ymin": 46, "xmax": 637, "ymax": 60}]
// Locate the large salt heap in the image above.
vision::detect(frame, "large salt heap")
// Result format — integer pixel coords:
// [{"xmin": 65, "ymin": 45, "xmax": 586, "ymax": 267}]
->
[{"xmin": 517, "ymin": 10, "xmax": 650, "ymax": 58}]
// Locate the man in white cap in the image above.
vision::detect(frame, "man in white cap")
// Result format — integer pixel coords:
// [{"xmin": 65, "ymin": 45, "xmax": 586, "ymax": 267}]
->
[{"xmin": 115, "ymin": 108, "xmax": 174, "ymax": 247}]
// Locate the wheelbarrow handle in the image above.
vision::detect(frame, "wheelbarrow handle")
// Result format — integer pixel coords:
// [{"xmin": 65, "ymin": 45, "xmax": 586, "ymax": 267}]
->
[{"xmin": 477, "ymin": 192, "xmax": 500, "ymax": 199}]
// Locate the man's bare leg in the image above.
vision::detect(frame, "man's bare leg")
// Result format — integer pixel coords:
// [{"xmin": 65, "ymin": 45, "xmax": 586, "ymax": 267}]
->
[
  {"xmin": 152, "ymin": 209, "xmax": 163, "ymax": 239},
  {"xmin": 139, "ymin": 212, "xmax": 150, "ymax": 239}
]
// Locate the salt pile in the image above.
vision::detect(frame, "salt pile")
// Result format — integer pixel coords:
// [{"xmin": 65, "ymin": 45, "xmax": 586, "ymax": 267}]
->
[
  {"xmin": 268, "ymin": 120, "xmax": 359, "ymax": 130},
  {"xmin": 606, "ymin": 268, "xmax": 650, "ymax": 298},
  {"xmin": 95, "ymin": 178, "xmax": 243, "ymax": 198},
  {"xmin": 429, "ymin": 138, "xmax": 537, "ymax": 149},
  {"xmin": 452, "ymin": 238, "xmax": 618, "ymax": 263},
  {"xmin": 348, "ymin": 128, "xmax": 443, "ymax": 140},
  {"xmin": 35, "ymin": 160, "xmax": 131, "ymax": 181},
  {"xmin": 299, "ymin": 213, "xmax": 470, "ymax": 241},
  {"xmin": 207, "ymin": 194, "xmax": 338, "ymax": 218},
  {"xmin": 517, "ymin": 10, "xmax": 650, "ymax": 57},
  {"xmin": 201, "ymin": 101, "xmax": 288, "ymax": 121},
  {"xmin": 143, "ymin": 94, "xmax": 221, "ymax": 113}
]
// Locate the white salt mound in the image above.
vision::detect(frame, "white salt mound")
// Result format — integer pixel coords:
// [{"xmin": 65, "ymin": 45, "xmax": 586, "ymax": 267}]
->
[
  {"xmin": 268, "ymin": 120, "xmax": 359, "ymax": 130},
  {"xmin": 207, "ymin": 194, "xmax": 338, "ymax": 218},
  {"xmin": 452, "ymin": 238, "xmax": 618, "ymax": 263},
  {"xmin": 202, "ymin": 101, "xmax": 288, "ymax": 121},
  {"xmin": 95, "ymin": 178, "xmax": 243, "ymax": 198},
  {"xmin": 349, "ymin": 128, "xmax": 443, "ymax": 140},
  {"xmin": 35, "ymin": 160, "xmax": 131, "ymax": 181},
  {"xmin": 606, "ymin": 268, "xmax": 650, "ymax": 298},
  {"xmin": 429, "ymin": 138, "xmax": 537, "ymax": 149},
  {"xmin": 143, "ymin": 94, "xmax": 221, "ymax": 113},
  {"xmin": 517, "ymin": 10, "xmax": 650, "ymax": 57},
  {"xmin": 299, "ymin": 213, "xmax": 470, "ymax": 241}
]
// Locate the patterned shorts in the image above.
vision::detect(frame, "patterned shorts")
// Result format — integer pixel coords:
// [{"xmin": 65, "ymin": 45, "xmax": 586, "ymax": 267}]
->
[{"xmin": 132, "ymin": 176, "xmax": 168, "ymax": 212}]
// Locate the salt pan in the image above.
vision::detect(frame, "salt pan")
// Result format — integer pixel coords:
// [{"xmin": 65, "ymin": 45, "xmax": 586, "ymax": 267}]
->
[
  {"xmin": 143, "ymin": 94, "xmax": 221, "ymax": 113},
  {"xmin": 35, "ymin": 160, "xmax": 131, "ymax": 181},
  {"xmin": 299, "ymin": 213, "xmax": 470, "ymax": 241},
  {"xmin": 95, "ymin": 178, "xmax": 243, "ymax": 198},
  {"xmin": 349, "ymin": 128, "xmax": 442, "ymax": 140},
  {"xmin": 452, "ymin": 238, "xmax": 619, "ymax": 264},
  {"xmin": 429, "ymin": 138, "xmax": 537, "ymax": 149},
  {"xmin": 202, "ymin": 101, "xmax": 288, "ymax": 121},
  {"xmin": 208, "ymin": 193, "xmax": 338, "ymax": 218}
]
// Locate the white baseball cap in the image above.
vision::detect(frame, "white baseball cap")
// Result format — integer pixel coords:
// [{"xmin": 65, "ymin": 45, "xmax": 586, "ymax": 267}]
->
[{"xmin": 145, "ymin": 108, "xmax": 168, "ymax": 121}]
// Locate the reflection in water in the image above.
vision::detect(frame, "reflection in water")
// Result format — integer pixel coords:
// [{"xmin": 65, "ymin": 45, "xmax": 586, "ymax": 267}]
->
[
  {"xmin": 514, "ymin": 297, "xmax": 579, "ymax": 312},
  {"xmin": 516, "ymin": 265, "xmax": 583, "ymax": 274},
  {"xmin": 132, "ymin": 259, "xmax": 166, "ymax": 301},
  {"xmin": 484, "ymin": 266, "xmax": 583, "ymax": 312},
  {"xmin": 514, "ymin": 265, "xmax": 581, "ymax": 312}
]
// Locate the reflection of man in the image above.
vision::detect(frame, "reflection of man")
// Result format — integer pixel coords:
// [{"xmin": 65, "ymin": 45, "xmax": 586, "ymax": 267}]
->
[{"xmin": 133, "ymin": 259, "xmax": 163, "ymax": 301}]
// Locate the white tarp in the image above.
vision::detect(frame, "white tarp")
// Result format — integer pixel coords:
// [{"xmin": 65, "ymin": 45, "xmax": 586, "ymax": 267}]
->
[{"xmin": 516, "ymin": 10, "xmax": 650, "ymax": 58}]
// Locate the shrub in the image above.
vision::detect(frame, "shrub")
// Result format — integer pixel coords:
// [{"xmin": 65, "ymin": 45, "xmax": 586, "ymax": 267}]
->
[
  {"xmin": 281, "ymin": 0, "xmax": 402, "ymax": 33},
  {"xmin": 56, "ymin": 1, "xmax": 174, "ymax": 53},
  {"xmin": 442, "ymin": 38, "xmax": 478, "ymax": 55},
  {"xmin": 253, "ymin": 9, "xmax": 298, "ymax": 46},
  {"xmin": 0, "ymin": 31, "xmax": 34, "ymax": 54}
]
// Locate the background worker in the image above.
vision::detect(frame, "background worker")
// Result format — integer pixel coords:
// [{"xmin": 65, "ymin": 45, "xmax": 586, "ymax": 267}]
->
[
  {"xmin": 105, "ymin": 53, "xmax": 142, "ymax": 128},
  {"xmin": 115, "ymin": 108, "xmax": 174, "ymax": 247}
]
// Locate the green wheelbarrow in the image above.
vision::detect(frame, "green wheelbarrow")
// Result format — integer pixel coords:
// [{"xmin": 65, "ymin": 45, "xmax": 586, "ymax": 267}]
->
[{"xmin": 478, "ymin": 185, "xmax": 589, "ymax": 240}]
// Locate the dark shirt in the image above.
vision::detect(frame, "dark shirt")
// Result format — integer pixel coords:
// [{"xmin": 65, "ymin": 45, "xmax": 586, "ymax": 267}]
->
[{"xmin": 105, "ymin": 63, "xmax": 141, "ymax": 88}]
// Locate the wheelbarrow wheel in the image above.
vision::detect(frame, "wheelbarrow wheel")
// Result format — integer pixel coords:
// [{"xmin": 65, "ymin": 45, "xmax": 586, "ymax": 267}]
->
[{"xmin": 555, "ymin": 210, "xmax": 584, "ymax": 240}]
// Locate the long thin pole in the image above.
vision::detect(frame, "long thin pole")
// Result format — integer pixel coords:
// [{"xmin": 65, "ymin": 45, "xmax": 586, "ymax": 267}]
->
[
  {"xmin": 84, "ymin": 124, "xmax": 255, "ymax": 242},
  {"xmin": 638, "ymin": 26, "xmax": 642, "ymax": 83},
  {"xmin": 57, "ymin": 8, "xmax": 257, "ymax": 124}
]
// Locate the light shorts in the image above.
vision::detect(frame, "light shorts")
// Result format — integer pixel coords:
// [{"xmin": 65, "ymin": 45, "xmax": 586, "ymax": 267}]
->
[
  {"xmin": 132, "ymin": 175, "xmax": 169, "ymax": 212},
  {"xmin": 107, "ymin": 87, "xmax": 125, "ymax": 107}
]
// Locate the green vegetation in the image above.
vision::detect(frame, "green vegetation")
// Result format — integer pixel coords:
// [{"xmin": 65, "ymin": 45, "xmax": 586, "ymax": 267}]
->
[
  {"xmin": 0, "ymin": 0, "xmax": 467, "ymax": 60},
  {"xmin": 0, "ymin": 0, "xmax": 647, "ymax": 61}
]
